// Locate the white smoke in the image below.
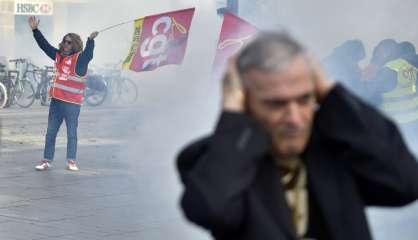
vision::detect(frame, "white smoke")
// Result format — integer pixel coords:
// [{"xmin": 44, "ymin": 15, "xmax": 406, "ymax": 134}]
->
[{"xmin": 6, "ymin": 1, "xmax": 418, "ymax": 239}]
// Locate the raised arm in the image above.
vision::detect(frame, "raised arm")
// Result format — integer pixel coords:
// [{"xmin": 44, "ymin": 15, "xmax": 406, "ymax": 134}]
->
[
  {"xmin": 29, "ymin": 16, "xmax": 57, "ymax": 60},
  {"xmin": 315, "ymin": 84, "xmax": 418, "ymax": 206},
  {"xmin": 304, "ymin": 54, "xmax": 418, "ymax": 206},
  {"xmin": 75, "ymin": 31, "xmax": 98, "ymax": 76},
  {"xmin": 177, "ymin": 58, "xmax": 271, "ymax": 233},
  {"xmin": 177, "ymin": 112, "xmax": 271, "ymax": 233}
]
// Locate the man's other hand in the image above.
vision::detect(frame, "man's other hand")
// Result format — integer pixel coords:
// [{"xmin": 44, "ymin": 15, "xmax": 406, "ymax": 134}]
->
[
  {"xmin": 222, "ymin": 57, "xmax": 245, "ymax": 112},
  {"xmin": 309, "ymin": 55, "xmax": 335, "ymax": 101}
]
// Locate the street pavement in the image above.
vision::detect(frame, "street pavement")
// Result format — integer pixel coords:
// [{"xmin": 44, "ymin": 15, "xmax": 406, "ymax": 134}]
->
[{"xmin": 0, "ymin": 95, "xmax": 213, "ymax": 240}]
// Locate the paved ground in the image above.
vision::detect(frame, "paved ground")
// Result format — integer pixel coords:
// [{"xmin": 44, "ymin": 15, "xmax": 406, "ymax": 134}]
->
[
  {"xmin": 1, "ymin": 90, "xmax": 418, "ymax": 239},
  {"xmin": 0, "ymin": 94, "xmax": 213, "ymax": 240}
]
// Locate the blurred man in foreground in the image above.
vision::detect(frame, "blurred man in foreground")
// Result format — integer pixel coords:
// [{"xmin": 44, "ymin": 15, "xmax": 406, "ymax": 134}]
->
[{"xmin": 177, "ymin": 31, "xmax": 418, "ymax": 240}]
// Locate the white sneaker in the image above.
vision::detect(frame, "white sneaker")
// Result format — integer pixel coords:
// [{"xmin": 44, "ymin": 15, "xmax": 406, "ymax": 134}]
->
[
  {"xmin": 35, "ymin": 160, "xmax": 51, "ymax": 171},
  {"xmin": 67, "ymin": 160, "xmax": 79, "ymax": 171}
]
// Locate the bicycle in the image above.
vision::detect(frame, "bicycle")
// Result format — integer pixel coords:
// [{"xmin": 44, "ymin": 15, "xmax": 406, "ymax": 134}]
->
[
  {"xmin": 0, "ymin": 63, "xmax": 9, "ymax": 108},
  {"xmin": 5, "ymin": 58, "xmax": 37, "ymax": 108},
  {"xmin": 34, "ymin": 66, "xmax": 54, "ymax": 106},
  {"xmin": 84, "ymin": 73, "xmax": 108, "ymax": 106},
  {"xmin": 109, "ymin": 74, "xmax": 137, "ymax": 105},
  {"xmin": 100, "ymin": 63, "xmax": 138, "ymax": 105}
]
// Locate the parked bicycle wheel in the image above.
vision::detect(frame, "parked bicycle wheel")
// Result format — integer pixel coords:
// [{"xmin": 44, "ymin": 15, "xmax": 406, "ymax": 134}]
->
[
  {"xmin": 0, "ymin": 81, "xmax": 8, "ymax": 108},
  {"xmin": 39, "ymin": 76, "xmax": 51, "ymax": 106},
  {"xmin": 85, "ymin": 75, "xmax": 108, "ymax": 106},
  {"xmin": 14, "ymin": 79, "xmax": 35, "ymax": 108},
  {"xmin": 3, "ymin": 78, "xmax": 14, "ymax": 108},
  {"xmin": 114, "ymin": 78, "xmax": 138, "ymax": 105}
]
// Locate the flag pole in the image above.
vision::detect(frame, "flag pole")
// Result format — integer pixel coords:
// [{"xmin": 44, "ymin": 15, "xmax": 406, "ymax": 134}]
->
[{"xmin": 98, "ymin": 19, "xmax": 136, "ymax": 33}]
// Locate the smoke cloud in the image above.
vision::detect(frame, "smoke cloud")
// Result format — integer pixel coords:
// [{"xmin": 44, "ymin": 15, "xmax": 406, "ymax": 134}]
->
[{"xmin": 4, "ymin": 0, "xmax": 418, "ymax": 239}]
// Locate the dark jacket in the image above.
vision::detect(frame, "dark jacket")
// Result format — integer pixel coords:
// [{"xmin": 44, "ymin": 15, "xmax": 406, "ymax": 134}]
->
[
  {"xmin": 32, "ymin": 29, "xmax": 95, "ymax": 76},
  {"xmin": 177, "ymin": 85, "xmax": 418, "ymax": 240}
]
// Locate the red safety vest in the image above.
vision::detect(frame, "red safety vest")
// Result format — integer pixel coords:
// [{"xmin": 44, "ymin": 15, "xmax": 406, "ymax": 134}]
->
[{"xmin": 50, "ymin": 52, "xmax": 86, "ymax": 105}]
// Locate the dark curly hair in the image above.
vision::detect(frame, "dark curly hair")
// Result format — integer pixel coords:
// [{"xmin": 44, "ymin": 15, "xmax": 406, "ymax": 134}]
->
[{"xmin": 59, "ymin": 33, "xmax": 83, "ymax": 54}]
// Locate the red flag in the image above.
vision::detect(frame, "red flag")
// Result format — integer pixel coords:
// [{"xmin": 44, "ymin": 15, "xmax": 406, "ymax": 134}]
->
[
  {"xmin": 123, "ymin": 8, "xmax": 195, "ymax": 72},
  {"xmin": 212, "ymin": 12, "xmax": 258, "ymax": 80}
]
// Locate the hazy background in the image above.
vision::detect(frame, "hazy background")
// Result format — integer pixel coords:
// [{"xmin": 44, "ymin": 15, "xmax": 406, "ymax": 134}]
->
[{"xmin": 4, "ymin": 0, "xmax": 418, "ymax": 239}]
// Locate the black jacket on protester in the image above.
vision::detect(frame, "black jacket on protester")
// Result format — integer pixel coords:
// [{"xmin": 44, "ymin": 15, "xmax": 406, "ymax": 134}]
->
[{"xmin": 177, "ymin": 85, "xmax": 418, "ymax": 240}]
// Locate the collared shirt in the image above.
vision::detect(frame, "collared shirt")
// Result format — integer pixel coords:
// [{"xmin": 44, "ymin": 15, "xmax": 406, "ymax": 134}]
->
[{"xmin": 277, "ymin": 158, "xmax": 309, "ymax": 237}]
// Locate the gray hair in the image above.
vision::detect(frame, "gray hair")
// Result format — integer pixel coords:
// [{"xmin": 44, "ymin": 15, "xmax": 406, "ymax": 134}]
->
[{"xmin": 237, "ymin": 31, "xmax": 305, "ymax": 75}]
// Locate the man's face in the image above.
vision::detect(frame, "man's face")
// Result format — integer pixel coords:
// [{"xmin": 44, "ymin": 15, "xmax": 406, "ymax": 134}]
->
[
  {"xmin": 244, "ymin": 55, "xmax": 316, "ymax": 158},
  {"xmin": 63, "ymin": 36, "xmax": 72, "ymax": 52}
]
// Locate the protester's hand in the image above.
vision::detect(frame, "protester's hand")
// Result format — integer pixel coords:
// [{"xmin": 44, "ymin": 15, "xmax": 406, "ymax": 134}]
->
[
  {"xmin": 89, "ymin": 31, "xmax": 99, "ymax": 40},
  {"xmin": 309, "ymin": 55, "xmax": 335, "ymax": 101},
  {"xmin": 28, "ymin": 16, "xmax": 39, "ymax": 30},
  {"xmin": 222, "ymin": 57, "xmax": 245, "ymax": 112}
]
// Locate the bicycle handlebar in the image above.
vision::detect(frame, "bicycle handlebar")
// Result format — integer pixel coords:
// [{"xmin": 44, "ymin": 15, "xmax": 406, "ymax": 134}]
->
[{"xmin": 9, "ymin": 58, "xmax": 27, "ymax": 63}]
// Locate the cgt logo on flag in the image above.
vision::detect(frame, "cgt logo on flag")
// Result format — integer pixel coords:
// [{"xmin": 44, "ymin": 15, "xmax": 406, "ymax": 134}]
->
[
  {"xmin": 212, "ymin": 12, "xmax": 257, "ymax": 81},
  {"xmin": 123, "ymin": 8, "xmax": 195, "ymax": 72}
]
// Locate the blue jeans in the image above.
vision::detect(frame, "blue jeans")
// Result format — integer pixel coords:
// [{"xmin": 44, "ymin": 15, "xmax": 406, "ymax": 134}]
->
[{"xmin": 43, "ymin": 98, "xmax": 81, "ymax": 161}]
